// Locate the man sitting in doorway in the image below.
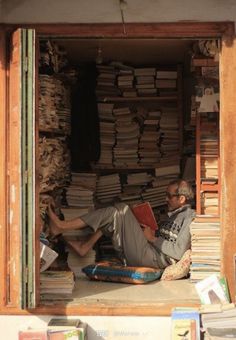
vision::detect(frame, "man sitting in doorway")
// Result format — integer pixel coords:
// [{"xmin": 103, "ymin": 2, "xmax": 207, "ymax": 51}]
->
[{"xmin": 48, "ymin": 179, "xmax": 195, "ymax": 270}]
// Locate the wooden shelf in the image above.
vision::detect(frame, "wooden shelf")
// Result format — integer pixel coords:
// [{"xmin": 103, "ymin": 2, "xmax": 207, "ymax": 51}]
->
[{"xmin": 98, "ymin": 95, "xmax": 178, "ymax": 102}]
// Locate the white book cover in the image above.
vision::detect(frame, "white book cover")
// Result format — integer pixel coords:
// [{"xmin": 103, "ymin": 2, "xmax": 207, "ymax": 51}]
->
[
  {"xmin": 40, "ymin": 242, "xmax": 58, "ymax": 272},
  {"xmin": 195, "ymin": 274, "xmax": 228, "ymax": 304}
]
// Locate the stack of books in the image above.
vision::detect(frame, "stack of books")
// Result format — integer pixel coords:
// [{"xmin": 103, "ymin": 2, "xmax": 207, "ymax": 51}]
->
[
  {"xmin": 65, "ymin": 172, "xmax": 97, "ymax": 210},
  {"xmin": 113, "ymin": 107, "xmax": 140, "ymax": 167},
  {"xmin": 146, "ymin": 164, "xmax": 180, "ymax": 207},
  {"xmin": 96, "ymin": 173, "xmax": 121, "ymax": 204},
  {"xmin": 40, "ymin": 270, "xmax": 75, "ymax": 301},
  {"xmin": 120, "ymin": 172, "xmax": 153, "ymax": 206},
  {"xmin": 96, "ymin": 65, "xmax": 120, "ymax": 98},
  {"xmin": 190, "ymin": 219, "xmax": 221, "ymax": 281},
  {"xmin": 134, "ymin": 68, "xmax": 157, "ymax": 96},
  {"xmin": 138, "ymin": 110, "xmax": 162, "ymax": 166},
  {"xmin": 159, "ymin": 107, "xmax": 180, "ymax": 162},
  {"xmin": 97, "ymin": 103, "xmax": 116, "ymax": 167},
  {"xmin": 156, "ymin": 69, "xmax": 178, "ymax": 96}
]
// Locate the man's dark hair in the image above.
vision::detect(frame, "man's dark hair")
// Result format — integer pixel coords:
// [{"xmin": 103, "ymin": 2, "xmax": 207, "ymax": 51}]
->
[{"xmin": 169, "ymin": 179, "xmax": 194, "ymax": 203}]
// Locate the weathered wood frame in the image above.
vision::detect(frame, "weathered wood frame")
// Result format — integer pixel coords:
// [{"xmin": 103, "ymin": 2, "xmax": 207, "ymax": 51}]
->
[{"xmin": 0, "ymin": 22, "xmax": 235, "ymax": 316}]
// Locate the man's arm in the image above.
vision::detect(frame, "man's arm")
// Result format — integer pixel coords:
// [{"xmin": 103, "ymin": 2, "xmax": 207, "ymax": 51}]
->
[{"xmin": 151, "ymin": 214, "xmax": 193, "ymax": 261}]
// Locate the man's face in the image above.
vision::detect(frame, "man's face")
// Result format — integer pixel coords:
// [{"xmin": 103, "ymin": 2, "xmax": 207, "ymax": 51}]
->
[{"xmin": 165, "ymin": 184, "xmax": 186, "ymax": 211}]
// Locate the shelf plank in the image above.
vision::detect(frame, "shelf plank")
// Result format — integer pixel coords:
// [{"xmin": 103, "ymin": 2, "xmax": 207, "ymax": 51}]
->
[{"xmin": 98, "ymin": 96, "xmax": 178, "ymax": 102}]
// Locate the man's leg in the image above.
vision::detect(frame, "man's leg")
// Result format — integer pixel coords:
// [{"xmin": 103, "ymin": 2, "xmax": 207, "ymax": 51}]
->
[
  {"xmin": 66, "ymin": 229, "xmax": 103, "ymax": 257},
  {"xmin": 48, "ymin": 205, "xmax": 87, "ymax": 236}
]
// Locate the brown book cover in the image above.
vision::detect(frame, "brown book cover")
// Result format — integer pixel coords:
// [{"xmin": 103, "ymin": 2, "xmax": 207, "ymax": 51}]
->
[{"xmin": 131, "ymin": 202, "xmax": 158, "ymax": 230}]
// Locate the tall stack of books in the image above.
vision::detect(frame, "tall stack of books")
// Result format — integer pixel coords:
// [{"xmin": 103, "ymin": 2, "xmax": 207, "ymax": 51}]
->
[
  {"xmin": 159, "ymin": 107, "xmax": 180, "ymax": 162},
  {"xmin": 138, "ymin": 110, "xmax": 161, "ymax": 166},
  {"xmin": 113, "ymin": 107, "xmax": 140, "ymax": 167},
  {"xmin": 97, "ymin": 102, "xmax": 116, "ymax": 167},
  {"xmin": 190, "ymin": 219, "xmax": 221, "ymax": 281}
]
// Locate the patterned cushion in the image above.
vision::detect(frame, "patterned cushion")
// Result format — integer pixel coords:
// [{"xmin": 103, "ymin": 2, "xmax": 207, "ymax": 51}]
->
[
  {"xmin": 82, "ymin": 262, "xmax": 163, "ymax": 284},
  {"xmin": 161, "ymin": 249, "xmax": 191, "ymax": 281}
]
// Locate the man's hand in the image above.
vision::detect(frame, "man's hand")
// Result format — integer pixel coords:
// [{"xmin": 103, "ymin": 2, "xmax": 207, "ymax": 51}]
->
[{"xmin": 143, "ymin": 226, "xmax": 157, "ymax": 242}]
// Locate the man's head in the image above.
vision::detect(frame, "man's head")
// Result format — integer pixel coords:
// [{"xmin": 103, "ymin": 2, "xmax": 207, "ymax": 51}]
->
[{"xmin": 165, "ymin": 179, "xmax": 194, "ymax": 211}]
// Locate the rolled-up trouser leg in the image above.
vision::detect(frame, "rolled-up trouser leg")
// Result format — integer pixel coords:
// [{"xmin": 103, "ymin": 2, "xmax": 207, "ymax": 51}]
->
[
  {"xmin": 114, "ymin": 203, "xmax": 161, "ymax": 268},
  {"xmin": 80, "ymin": 203, "xmax": 161, "ymax": 268}
]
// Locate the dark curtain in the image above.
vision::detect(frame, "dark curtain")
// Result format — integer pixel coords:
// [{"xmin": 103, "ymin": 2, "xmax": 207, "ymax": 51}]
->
[{"xmin": 70, "ymin": 63, "xmax": 100, "ymax": 171}]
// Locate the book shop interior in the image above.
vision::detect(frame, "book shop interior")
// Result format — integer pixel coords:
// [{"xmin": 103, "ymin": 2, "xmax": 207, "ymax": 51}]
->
[{"xmin": 38, "ymin": 36, "xmax": 220, "ymax": 306}]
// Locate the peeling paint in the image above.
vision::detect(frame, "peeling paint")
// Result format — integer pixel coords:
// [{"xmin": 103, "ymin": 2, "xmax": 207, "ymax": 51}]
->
[
  {"xmin": 10, "ymin": 209, "xmax": 13, "ymax": 224},
  {"xmin": 11, "ymin": 184, "xmax": 15, "ymax": 202}
]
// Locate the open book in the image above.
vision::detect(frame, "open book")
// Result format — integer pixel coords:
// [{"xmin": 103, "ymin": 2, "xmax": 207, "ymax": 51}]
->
[{"xmin": 131, "ymin": 202, "xmax": 158, "ymax": 231}]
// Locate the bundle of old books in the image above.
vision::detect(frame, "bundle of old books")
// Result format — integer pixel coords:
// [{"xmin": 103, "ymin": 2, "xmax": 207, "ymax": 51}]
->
[
  {"xmin": 190, "ymin": 218, "xmax": 221, "ymax": 281},
  {"xmin": 40, "ymin": 270, "xmax": 75, "ymax": 301},
  {"xmin": 39, "ymin": 137, "xmax": 70, "ymax": 194},
  {"xmin": 19, "ymin": 318, "xmax": 87, "ymax": 340}
]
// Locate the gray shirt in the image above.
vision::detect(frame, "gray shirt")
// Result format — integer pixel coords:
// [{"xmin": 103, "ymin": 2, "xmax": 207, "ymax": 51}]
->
[{"xmin": 152, "ymin": 204, "xmax": 195, "ymax": 266}]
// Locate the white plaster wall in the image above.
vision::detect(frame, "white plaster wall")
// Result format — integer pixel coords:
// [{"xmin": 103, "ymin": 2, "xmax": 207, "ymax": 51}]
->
[
  {"xmin": 1, "ymin": 0, "xmax": 236, "ymax": 23},
  {"xmin": 0, "ymin": 315, "xmax": 171, "ymax": 340}
]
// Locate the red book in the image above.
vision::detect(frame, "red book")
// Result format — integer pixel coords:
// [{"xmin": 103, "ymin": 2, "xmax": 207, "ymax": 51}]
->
[
  {"xmin": 18, "ymin": 330, "xmax": 47, "ymax": 340},
  {"xmin": 131, "ymin": 202, "xmax": 158, "ymax": 231}
]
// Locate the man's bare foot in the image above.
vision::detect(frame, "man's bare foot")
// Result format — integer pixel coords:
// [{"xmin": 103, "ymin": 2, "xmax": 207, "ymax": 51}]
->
[
  {"xmin": 48, "ymin": 205, "xmax": 63, "ymax": 237},
  {"xmin": 66, "ymin": 239, "xmax": 89, "ymax": 257}
]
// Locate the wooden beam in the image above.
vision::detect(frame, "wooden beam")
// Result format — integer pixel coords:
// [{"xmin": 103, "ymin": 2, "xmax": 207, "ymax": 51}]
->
[
  {"xmin": 1, "ymin": 22, "xmax": 234, "ymax": 38},
  {"xmin": 0, "ymin": 301, "xmax": 200, "ymax": 316},
  {"xmin": 0, "ymin": 30, "xmax": 7, "ymax": 308},
  {"xmin": 220, "ymin": 35, "xmax": 236, "ymax": 302},
  {"xmin": 8, "ymin": 29, "xmax": 22, "ymax": 308}
]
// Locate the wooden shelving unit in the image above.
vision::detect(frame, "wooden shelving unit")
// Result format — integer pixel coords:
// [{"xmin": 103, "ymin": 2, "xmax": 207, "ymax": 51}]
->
[{"xmin": 196, "ymin": 111, "xmax": 220, "ymax": 216}]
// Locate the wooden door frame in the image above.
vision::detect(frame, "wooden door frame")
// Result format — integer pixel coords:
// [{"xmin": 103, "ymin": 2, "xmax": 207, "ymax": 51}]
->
[{"xmin": 0, "ymin": 21, "xmax": 235, "ymax": 316}]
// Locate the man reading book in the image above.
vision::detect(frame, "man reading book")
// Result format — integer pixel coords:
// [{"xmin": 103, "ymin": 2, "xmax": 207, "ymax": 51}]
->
[{"xmin": 48, "ymin": 179, "xmax": 194, "ymax": 269}]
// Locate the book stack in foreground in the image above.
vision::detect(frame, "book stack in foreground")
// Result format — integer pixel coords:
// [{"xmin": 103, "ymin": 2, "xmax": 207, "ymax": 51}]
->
[
  {"xmin": 202, "ymin": 306, "xmax": 236, "ymax": 340},
  {"xmin": 18, "ymin": 318, "xmax": 87, "ymax": 340},
  {"xmin": 190, "ymin": 219, "xmax": 221, "ymax": 281},
  {"xmin": 40, "ymin": 270, "xmax": 75, "ymax": 301}
]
